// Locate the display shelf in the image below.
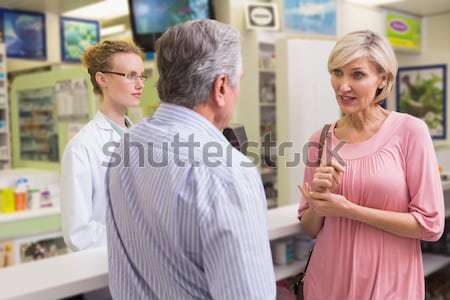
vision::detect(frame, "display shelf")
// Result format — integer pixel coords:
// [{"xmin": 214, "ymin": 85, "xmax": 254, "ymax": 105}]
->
[
  {"xmin": 423, "ymin": 253, "xmax": 450, "ymax": 277},
  {"xmin": 260, "ymin": 102, "xmax": 276, "ymax": 107},
  {"xmin": 267, "ymin": 204, "xmax": 301, "ymax": 240},
  {"xmin": 0, "ymin": 43, "xmax": 10, "ymax": 170},
  {"xmin": 260, "ymin": 68, "xmax": 275, "ymax": 74},
  {"xmin": 275, "ymin": 259, "xmax": 307, "ymax": 281},
  {"xmin": 258, "ymin": 40, "xmax": 278, "ymax": 207},
  {"xmin": 0, "ymin": 207, "xmax": 60, "ymax": 224},
  {"xmin": 0, "ymin": 199, "xmax": 61, "ymax": 240}
]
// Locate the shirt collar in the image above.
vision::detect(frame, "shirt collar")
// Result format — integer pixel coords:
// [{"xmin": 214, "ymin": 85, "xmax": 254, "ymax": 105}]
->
[
  {"xmin": 94, "ymin": 111, "xmax": 112, "ymax": 131},
  {"xmin": 94, "ymin": 111, "xmax": 133, "ymax": 133},
  {"xmin": 153, "ymin": 103, "xmax": 228, "ymax": 144}
]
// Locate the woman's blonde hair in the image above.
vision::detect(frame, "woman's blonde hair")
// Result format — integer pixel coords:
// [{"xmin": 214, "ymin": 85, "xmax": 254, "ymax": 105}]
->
[
  {"xmin": 82, "ymin": 40, "xmax": 144, "ymax": 95},
  {"xmin": 328, "ymin": 30, "xmax": 398, "ymax": 103}
]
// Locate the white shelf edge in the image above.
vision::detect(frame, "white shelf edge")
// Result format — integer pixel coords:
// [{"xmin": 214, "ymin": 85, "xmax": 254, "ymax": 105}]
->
[
  {"xmin": 267, "ymin": 204, "xmax": 302, "ymax": 240},
  {"xmin": 0, "ymin": 207, "xmax": 60, "ymax": 223},
  {"xmin": 423, "ymin": 253, "xmax": 450, "ymax": 277},
  {"xmin": 275, "ymin": 259, "xmax": 307, "ymax": 281},
  {"xmin": 260, "ymin": 102, "xmax": 276, "ymax": 106},
  {"xmin": 259, "ymin": 69, "xmax": 276, "ymax": 73}
]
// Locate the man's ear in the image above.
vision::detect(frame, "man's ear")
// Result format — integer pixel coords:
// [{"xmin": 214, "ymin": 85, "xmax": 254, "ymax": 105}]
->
[
  {"xmin": 212, "ymin": 74, "xmax": 228, "ymax": 108},
  {"xmin": 95, "ymin": 72, "xmax": 107, "ymax": 90}
]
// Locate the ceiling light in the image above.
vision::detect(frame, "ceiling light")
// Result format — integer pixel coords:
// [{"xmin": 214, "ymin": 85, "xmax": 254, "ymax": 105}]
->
[
  {"xmin": 63, "ymin": 0, "xmax": 129, "ymax": 20},
  {"xmin": 101, "ymin": 24, "xmax": 126, "ymax": 37},
  {"xmin": 345, "ymin": 0, "xmax": 405, "ymax": 7}
]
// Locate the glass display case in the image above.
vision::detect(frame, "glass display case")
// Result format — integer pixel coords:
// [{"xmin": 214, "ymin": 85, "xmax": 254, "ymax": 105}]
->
[
  {"xmin": 10, "ymin": 66, "xmax": 96, "ymax": 170},
  {"xmin": 259, "ymin": 42, "xmax": 278, "ymax": 208},
  {"xmin": 18, "ymin": 88, "xmax": 59, "ymax": 162}
]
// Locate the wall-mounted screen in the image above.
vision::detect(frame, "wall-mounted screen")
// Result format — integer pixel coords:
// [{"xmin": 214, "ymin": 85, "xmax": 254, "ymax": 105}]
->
[{"xmin": 128, "ymin": 0, "xmax": 214, "ymax": 53}]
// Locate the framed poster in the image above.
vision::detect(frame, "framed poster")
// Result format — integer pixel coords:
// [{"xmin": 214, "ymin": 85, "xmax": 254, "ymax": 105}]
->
[
  {"xmin": 244, "ymin": 3, "xmax": 280, "ymax": 31},
  {"xmin": 1, "ymin": 8, "xmax": 46, "ymax": 60},
  {"xmin": 396, "ymin": 64, "xmax": 447, "ymax": 139},
  {"xmin": 283, "ymin": 0, "xmax": 337, "ymax": 36},
  {"xmin": 387, "ymin": 11, "xmax": 421, "ymax": 53},
  {"xmin": 60, "ymin": 17, "xmax": 99, "ymax": 62}
]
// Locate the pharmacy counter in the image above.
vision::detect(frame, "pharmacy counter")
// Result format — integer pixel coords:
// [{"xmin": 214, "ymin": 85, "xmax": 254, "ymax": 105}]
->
[
  {"xmin": 0, "ymin": 204, "xmax": 303, "ymax": 300},
  {"xmin": 0, "ymin": 247, "xmax": 108, "ymax": 300}
]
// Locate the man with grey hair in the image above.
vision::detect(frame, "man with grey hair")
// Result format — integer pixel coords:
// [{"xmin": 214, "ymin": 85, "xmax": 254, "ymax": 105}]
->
[{"xmin": 106, "ymin": 20, "xmax": 276, "ymax": 299}]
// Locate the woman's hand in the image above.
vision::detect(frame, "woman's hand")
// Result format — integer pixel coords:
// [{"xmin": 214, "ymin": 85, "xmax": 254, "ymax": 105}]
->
[
  {"xmin": 312, "ymin": 159, "xmax": 345, "ymax": 193},
  {"xmin": 299, "ymin": 183, "xmax": 353, "ymax": 218}
]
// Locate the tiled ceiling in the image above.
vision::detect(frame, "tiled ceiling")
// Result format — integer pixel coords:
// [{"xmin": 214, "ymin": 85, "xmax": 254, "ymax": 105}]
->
[
  {"xmin": 382, "ymin": 0, "xmax": 450, "ymax": 16},
  {"xmin": 0, "ymin": 0, "xmax": 102, "ymax": 14}
]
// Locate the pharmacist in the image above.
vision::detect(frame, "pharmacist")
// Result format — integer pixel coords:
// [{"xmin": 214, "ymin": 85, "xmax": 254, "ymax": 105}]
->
[{"xmin": 60, "ymin": 40, "xmax": 146, "ymax": 251}]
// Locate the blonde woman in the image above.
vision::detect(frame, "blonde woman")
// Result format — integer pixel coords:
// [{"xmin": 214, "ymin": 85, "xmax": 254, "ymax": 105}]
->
[
  {"xmin": 61, "ymin": 41, "xmax": 146, "ymax": 251},
  {"xmin": 299, "ymin": 30, "xmax": 444, "ymax": 300}
]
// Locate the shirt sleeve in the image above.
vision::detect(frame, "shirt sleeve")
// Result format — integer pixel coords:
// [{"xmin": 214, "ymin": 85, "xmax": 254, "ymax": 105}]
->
[
  {"xmin": 405, "ymin": 118, "xmax": 445, "ymax": 241},
  {"xmin": 196, "ymin": 168, "xmax": 276, "ymax": 300},
  {"xmin": 60, "ymin": 141, "xmax": 106, "ymax": 251}
]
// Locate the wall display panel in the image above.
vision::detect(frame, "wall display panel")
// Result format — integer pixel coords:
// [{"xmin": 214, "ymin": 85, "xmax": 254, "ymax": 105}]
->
[
  {"xmin": 1, "ymin": 9, "xmax": 46, "ymax": 60},
  {"xmin": 283, "ymin": 0, "xmax": 337, "ymax": 36},
  {"xmin": 387, "ymin": 11, "xmax": 421, "ymax": 53},
  {"xmin": 396, "ymin": 64, "xmax": 447, "ymax": 140},
  {"xmin": 129, "ymin": 0, "xmax": 214, "ymax": 52},
  {"xmin": 60, "ymin": 17, "xmax": 99, "ymax": 63}
]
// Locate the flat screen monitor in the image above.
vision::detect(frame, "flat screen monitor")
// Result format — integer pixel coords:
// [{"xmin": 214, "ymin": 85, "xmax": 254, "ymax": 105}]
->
[
  {"xmin": 1, "ymin": 8, "xmax": 46, "ymax": 60},
  {"xmin": 128, "ymin": 0, "xmax": 214, "ymax": 53}
]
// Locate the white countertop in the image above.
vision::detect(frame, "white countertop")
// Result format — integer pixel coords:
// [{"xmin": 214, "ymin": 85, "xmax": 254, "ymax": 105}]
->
[
  {"xmin": 1, "ymin": 197, "xmax": 449, "ymax": 300},
  {"xmin": 0, "ymin": 204, "xmax": 302, "ymax": 300},
  {"xmin": 0, "ymin": 247, "xmax": 108, "ymax": 300}
]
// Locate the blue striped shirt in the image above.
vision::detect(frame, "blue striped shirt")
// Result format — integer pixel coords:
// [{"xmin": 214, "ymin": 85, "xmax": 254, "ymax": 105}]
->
[{"xmin": 106, "ymin": 103, "xmax": 276, "ymax": 299}]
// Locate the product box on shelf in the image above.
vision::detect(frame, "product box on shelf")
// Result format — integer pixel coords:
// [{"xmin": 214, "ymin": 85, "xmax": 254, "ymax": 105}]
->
[
  {"xmin": 271, "ymin": 234, "xmax": 314, "ymax": 266},
  {"xmin": 0, "ymin": 170, "xmax": 60, "ymax": 214},
  {"xmin": 14, "ymin": 232, "xmax": 68, "ymax": 264},
  {"xmin": 0, "ymin": 240, "xmax": 15, "ymax": 268}
]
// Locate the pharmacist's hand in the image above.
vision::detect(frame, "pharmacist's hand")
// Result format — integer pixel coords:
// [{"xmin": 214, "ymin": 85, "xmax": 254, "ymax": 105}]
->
[
  {"xmin": 312, "ymin": 158, "xmax": 345, "ymax": 193},
  {"xmin": 299, "ymin": 183, "xmax": 353, "ymax": 218}
]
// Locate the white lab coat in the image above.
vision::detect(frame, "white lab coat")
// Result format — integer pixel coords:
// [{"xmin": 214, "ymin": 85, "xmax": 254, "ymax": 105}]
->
[{"xmin": 60, "ymin": 111, "xmax": 130, "ymax": 251}]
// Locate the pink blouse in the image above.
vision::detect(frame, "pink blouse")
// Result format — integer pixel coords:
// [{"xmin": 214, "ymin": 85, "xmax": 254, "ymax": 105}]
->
[{"xmin": 298, "ymin": 112, "xmax": 445, "ymax": 300}]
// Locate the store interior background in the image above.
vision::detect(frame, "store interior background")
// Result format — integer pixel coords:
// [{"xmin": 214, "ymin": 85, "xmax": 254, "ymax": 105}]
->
[{"xmin": 0, "ymin": 0, "xmax": 450, "ymax": 299}]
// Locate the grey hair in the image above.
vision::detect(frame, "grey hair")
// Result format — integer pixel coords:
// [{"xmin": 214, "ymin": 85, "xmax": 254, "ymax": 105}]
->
[{"xmin": 155, "ymin": 19, "xmax": 242, "ymax": 109}]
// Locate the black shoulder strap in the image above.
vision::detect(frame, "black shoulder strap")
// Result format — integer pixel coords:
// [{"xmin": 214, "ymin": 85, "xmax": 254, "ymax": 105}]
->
[{"xmin": 318, "ymin": 124, "xmax": 331, "ymax": 165}]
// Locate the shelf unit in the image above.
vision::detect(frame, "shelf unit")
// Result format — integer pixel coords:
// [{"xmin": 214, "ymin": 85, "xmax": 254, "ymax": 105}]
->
[
  {"xmin": 0, "ymin": 43, "xmax": 11, "ymax": 169},
  {"xmin": 258, "ymin": 41, "xmax": 278, "ymax": 209},
  {"xmin": 17, "ymin": 88, "xmax": 59, "ymax": 162},
  {"xmin": 0, "ymin": 207, "xmax": 60, "ymax": 224},
  {"xmin": 0, "ymin": 205, "xmax": 61, "ymax": 241}
]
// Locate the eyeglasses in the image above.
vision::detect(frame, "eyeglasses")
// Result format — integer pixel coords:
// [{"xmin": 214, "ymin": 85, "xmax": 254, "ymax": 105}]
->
[{"xmin": 100, "ymin": 70, "xmax": 148, "ymax": 83}]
